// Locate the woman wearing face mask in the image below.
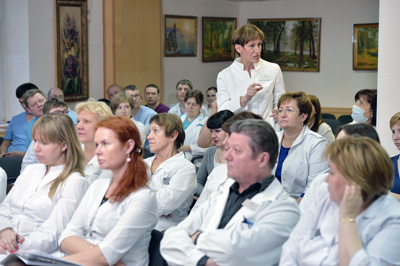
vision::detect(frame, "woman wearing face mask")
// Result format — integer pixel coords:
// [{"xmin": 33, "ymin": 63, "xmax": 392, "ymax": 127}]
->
[
  {"xmin": 351, "ymin": 89, "xmax": 377, "ymax": 127},
  {"xmin": 389, "ymin": 112, "xmax": 400, "ymax": 200}
]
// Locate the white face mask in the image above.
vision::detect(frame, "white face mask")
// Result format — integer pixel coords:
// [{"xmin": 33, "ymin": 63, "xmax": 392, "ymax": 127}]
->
[{"xmin": 351, "ymin": 105, "xmax": 368, "ymax": 123}]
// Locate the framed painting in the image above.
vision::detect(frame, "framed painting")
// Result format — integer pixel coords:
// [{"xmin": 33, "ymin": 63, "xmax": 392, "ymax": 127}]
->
[
  {"xmin": 248, "ymin": 18, "xmax": 321, "ymax": 72},
  {"xmin": 202, "ymin": 17, "xmax": 236, "ymax": 62},
  {"xmin": 353, "ymin": 23, "xmax": 378, "ymax": 70},
  {"xmin": 55, "ymin": 0, "xmax": 88, "ymax": 101},
  {"xmin": 165, "ymin": 15, "xmax": 197, "ymax": 57}
]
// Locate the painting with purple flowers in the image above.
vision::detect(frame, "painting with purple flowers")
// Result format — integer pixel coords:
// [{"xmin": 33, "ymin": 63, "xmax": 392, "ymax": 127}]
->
[{"xmin": 56, "ymin": 0, "xmax": 88, "ymax": 101}]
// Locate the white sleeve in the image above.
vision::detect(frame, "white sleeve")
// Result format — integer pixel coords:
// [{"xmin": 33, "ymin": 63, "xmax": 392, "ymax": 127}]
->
[
  {"xmin": 216, "ymin": 71, "xmax": 242, "ymax": 112},
  {"xmin": 0, "ymin": 168, "xmax": 6, "ymax": 203},
  {"xmin": 20, "ymin": 176, "xmax": 89, "ymax": 252},
  {"xmin": 20, "ymin": 141, "xmax": 38, "ymax": 174},
  {"xmin": 306, "ymin": 138, "xmax": 329, "ymax": 191},
  {"xmin": 272, "ymin": 65, "xmax": 286, "ymax": 108},
  {"xmin": 155, "ymin": 163, "xmax": 197, "ymax": 216}
]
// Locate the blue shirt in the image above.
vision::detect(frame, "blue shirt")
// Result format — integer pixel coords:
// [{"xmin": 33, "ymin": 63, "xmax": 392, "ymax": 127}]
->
[
  {"xmin": 4, "ymin": 112, "xmax": 29, "ymax": 152},
  {"xmin": 275, "ymin": 145, "xmax": 290, "ymax": 183},
  {"xmin": 391, "ymin": 154, "xmax": 400, "ymax": 194},
  {"xmin": 25, "ymin": 117, "xmax": 38, "ymax": 148},
  {"xmin": 134, "ymin": 105, "xmax": 157, "ymax": 130}
]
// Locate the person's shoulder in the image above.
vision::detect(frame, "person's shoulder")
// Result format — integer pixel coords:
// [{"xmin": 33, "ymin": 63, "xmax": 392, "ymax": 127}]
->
[
  {"xmin": 141, "ymin": 105, "xmax": 157, "ymax": 115},
  {"xmin": 11, "ymin": 112, "xmax": 27, "ymax": 121},
  {"xmin": 391, "ymin": 154, "xmax": 400, "ymax": 161}
]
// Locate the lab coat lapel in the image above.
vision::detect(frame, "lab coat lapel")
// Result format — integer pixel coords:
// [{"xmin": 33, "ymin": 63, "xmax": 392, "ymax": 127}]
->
[{"xmin": 204, "ymin": 188, "xmax": 230, "ymax": 231}]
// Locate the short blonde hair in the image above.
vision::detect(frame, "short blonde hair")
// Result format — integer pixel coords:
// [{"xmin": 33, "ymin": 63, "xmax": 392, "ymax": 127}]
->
[
  {"xmin": 390, "ymin": 112, "xmax": 400, "ymax": 128},
  {"xmin": 110, "ymin": 94, "xmax": 135, "ymax": 114},
  {"xmin": 75, "ymin": 100, "xmax": 113, "ymax": 121},
  {"xmin": 232, "ymin": 24, "xmax": 264, "ymax": 46},
  {"xmin": 324, "ymin": 136, "xmax": 393, "ymax": 201}
]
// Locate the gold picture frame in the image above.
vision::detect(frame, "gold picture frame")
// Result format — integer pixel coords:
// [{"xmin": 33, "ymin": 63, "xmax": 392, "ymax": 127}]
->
[
  {"xmin": 353, "ymin": 23, "xmax": 378, "ymax": 70},
  {"xmin": 165, "ymin": 15, "xmax": 198, "ymax": 57}
]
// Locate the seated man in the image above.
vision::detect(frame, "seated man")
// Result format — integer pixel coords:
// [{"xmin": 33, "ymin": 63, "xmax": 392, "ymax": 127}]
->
[
  {"xmin": 106, "ymin": 84, "xmax": 122, "ymax": 101},
  {"xmin": 23, "ymin": 89, "xmax": 46, "ymax": 148},
  {"xmin": 160, "ymin": 119, "xmax": 300, "ymax": 266},
  {"xmin": 123, "ymin": 85, "xmax": 157, "ymax": 130},
  {"xmin": 144, "ymin": 84, "xmax": 170, "ymax": 113},
  {"xmin": 47, "ymin": 87, "xmax": 77, "ymax": 124},
  {"xmin": 0, "ymin": 83, "xmax": 37, "ymax": 157},
  {"xmin": 168, "ymin": 79, "xmax": 193, "ymax": 117}
]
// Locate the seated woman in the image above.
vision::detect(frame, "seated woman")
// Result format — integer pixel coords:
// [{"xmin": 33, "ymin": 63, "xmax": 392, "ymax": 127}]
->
[
  {"xmin": 196, "ymin": 110, "xmax": 234, "ymax": 196},
  {"xmin": 178, "ymin": 90, "xmax": 208, "ymax": 160},
  {"xmin": 351, "ymin": 89, "xmax": 377, "ymax": 127},
  {"xmin": 307, "ymin": 95, "xmax": 335, "ymax": 142},
  {"xmin": 145, "ymin": 113, "xmax": 197, "ymax": 231},
  {"xmin": 280, "ymin": 136, "xmax": 400, "ymax": 265},
  {"xmin": 60, "ymin": 116, "xmax": 158, "ymax": 266},
  {"xmin": 274, "ymin": 91, "xmax": 329, "ymax": 200},
  {"xmin": 110, "ymin": 93, "xmax": 147, "ymax": 145},
  {"xmin": 0, "ymin": 114, "xmax": 88, "ymax": 254},
  {"xmin": 201, "ymin": 86, "xmax": 217, "ymax": 117},
  {"xmin": 75, "ymin": 101, "xmax": 113, "ymax": 184},
  {"xmin": 390, "ymin": 112, "xmax": 400, "ymax": 200}
]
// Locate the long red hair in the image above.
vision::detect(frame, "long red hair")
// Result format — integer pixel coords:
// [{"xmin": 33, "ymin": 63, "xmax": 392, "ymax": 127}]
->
[{"xmin": 96, "ymin": 116, "xmax": 148, "ymax": 202}]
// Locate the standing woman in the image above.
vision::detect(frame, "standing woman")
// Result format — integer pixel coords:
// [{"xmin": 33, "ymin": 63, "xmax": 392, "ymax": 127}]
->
[
  {"xmin": 60, "ymin": 116, "xmax": 158, "ymax": 266},
  {"xmin": 274, "ymin": 91, "xmax": 329, "ymax": 200},
  {"xmin": 146, "ymin": 113, "xmax": 197, "ymax": 231},
  {"xmin": 0, "ymin": 114, "xmax": 88, "ymax": 254},
  {"xmin": 390, "ymin": 112, "xmax": 400, "ymax": 200},
  {"xmin": 75, "ymin": 101, "xmax": 113, "ymax": 184},
  {"xmin": 217, "ymin": 24, "xmax": 285, "ymax": 127},
  {"xmin": 307, "ymin": 95, "xmax": 335, "ymax": 142},
  {"xmin": 178, "ymin": 90, "xmax": 208, "ymax": 159}
]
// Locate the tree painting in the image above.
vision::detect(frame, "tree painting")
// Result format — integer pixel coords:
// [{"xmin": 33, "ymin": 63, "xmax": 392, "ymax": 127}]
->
[
  {"xmin": 249, "ymin": 18, "xmax": 321, "ymax": 71},
  {"xmin": 202, "ymin": 17, "xmax": 236, "ymax": 62},
  {"xmin": 353, "ymin": 24, "xmax": 378, "ymax": 70}
]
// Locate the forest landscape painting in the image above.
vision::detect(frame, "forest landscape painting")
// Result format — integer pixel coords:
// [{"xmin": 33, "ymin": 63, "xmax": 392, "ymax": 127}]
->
[
  {"xmin": 165, "ymin": 15, "xmax": 197, "ymax": 57},
  {"xmin": 202, "ymin": 17, "xmax": 236, "ymax": 62},
  {"xmin": 353, "ymin": 23, "xmax": 378, "ymax": 70},
  {"xmin": 249, "ymin": 18, "xmax": 321, "ymax": 72}
]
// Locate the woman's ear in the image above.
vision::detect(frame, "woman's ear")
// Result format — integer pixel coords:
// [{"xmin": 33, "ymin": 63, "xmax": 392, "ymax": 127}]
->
[
  {"xmin": 234, "ymin": 44, "xmax": 242, "ymax": 55},
  {"xmin": 301, "ymin": 113, "xmax": 308, "ymax": 123},
  {"xmin": 61, "ymin": 142, "xmax": 67, "ymax": 152},
  {"xmin": 170, "ymin": 130, "xmax": 179, "ymax": 143},
  {"xmin": 126, "ymin": 139, "xmax": 135, "ymax": 154}
]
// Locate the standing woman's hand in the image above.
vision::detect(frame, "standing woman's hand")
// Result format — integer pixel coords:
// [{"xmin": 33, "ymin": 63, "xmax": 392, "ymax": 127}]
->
[{"xmin": 240, "ymin": 83, "xmax": 263, "ymax": 107}]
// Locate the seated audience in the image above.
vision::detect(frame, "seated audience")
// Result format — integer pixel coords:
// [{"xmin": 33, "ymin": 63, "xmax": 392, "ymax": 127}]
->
[
  {"xmin": 0, "ymin": 114, "xmax": 88, "ymax": 254},
  {"xmin": 307, "ymin": 94, "xmax": 335, "ymax": 142},
  {"xmin": 280, "ymin": 136, "xmax": 400, "ymax": 265},
  {"xmin": 144, "ymin": 84, "xmax": 170, "ymax": 113},
  {"xmin": 0, "ymin": 83, "xmax": 37, "ymax": 158},
  {"xmin": 351, "ymin": 89, "xmax": 377, "ymax": 127},
  {"xmin": 196, "ymin": 110, "xmax": 234, "ymax": 196},
  {"xmin": 75, "ymin": 101, "xmax": 114, "ymax": 184},
  {"xmin": 274, "ymin": 91, "xmax": 329, "ymax": 200},
  {"xmin": 110, "ymin": 93, "xmax": 147, "ymax": 145},
  {"xmin": 169, "ymin": 79, "xmax": 193, "ymax": 117},
  {"xmin": 47, "ymin": 87, "xmax": 77, "ymax": 124},
  {"xmin": 197, "ymin": 99, "xmax": 218, "ymax": 149},
  {"xmin": 299, "ymin": 123, "xmax": 381, "ymax": 213},
  {"xmin": 106, "ymin": 84, "xmax": 122, "ymax": 101},
  {"xmin": 21, "ymin": 98, "xmax": 74, "ymax": 172},
  {"xmin": 123, "ymin": 85, "xmax": 157, "ymax": 130},
  {"xmin": 0, "ymin": 167, "xmax": 5, "ymax": 203},
  {"xmin": 202, "ymin": 86, "xmax": 217, "ymax": 117},
  {"xmin": 60, "ymin": 116, "xmax": 158, "ymax": 266},
  {"xmin": 160, "ymin": 119, "xmax": 300, "ymax": 266},
  {"xmin": 390, "ymin": 112, "xmax": 400, "ymax": 200},
  {"xmin": 145, "ymin": 113, "xmax": 196, "ymax": 231},
  {"xmin": 178, "ymin": 90, "xmax": 208, "ymax": 160},
  {"xmin": 24, "ymin": 89, "xmax": 46, "ymax": 147}
]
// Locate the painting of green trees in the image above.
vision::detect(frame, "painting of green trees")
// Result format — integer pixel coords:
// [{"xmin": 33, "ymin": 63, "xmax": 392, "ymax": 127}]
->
[
  {"xmin": 202, "ymin": 17, "xmax": 236, "ymax": 62},
  {"xmin": 249, "ymin": 18, "xmax": 321, "ymax": 71},
  {"xmin": 353, "ymin": 24, "xmax": 378, "ymax": 70}
]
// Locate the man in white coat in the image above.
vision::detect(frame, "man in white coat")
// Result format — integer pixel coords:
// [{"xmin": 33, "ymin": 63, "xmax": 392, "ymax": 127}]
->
[{"xmin": 160, "ymin": 119, "xmax": 300, "ymax": 266}]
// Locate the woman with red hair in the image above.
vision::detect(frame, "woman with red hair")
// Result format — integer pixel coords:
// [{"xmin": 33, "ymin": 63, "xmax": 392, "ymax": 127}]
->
[{"xmin": 60, "ymin": 116, "xmax": 158, "ymax": 266}]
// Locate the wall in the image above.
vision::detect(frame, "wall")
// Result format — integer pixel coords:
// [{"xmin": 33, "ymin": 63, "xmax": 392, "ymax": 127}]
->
[
  {"xmin": 162, "ymin": 0, "xmax": 379, "ymax": 109},
  {"xmin": 1, "ymin": 0, "xmax": 104, "ymax": 121}
]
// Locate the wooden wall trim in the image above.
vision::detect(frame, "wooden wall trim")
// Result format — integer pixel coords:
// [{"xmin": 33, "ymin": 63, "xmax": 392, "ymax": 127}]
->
[{"xmin": 103, "ymin": 0, "xmax": 115, "ymax": 98}]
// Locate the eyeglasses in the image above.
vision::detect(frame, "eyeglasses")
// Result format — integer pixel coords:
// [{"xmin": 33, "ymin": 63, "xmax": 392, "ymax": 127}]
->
[
  {"xmin": 131, "ymin": 94, "xmax": 141, "ymax": 99},
  {"xmin": 278, "ymin": 107, "xmax": 299, "ymax": 115},
  {"xmin": 50, "ymin": 110, "xmax": 69, "ymax": 115}
]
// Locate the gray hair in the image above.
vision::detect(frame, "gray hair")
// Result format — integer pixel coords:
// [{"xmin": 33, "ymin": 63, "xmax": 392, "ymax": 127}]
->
[
  {"xmin": 176, "ymin": 79, "xmax": 193, "ymax": 90},
  {"xmin": 23, "ymin": 89, "xmax": 45, "ymax": 108},
  {"xmin": 230, "ymin": 119, "xmax": 278, "ymax": 168}
]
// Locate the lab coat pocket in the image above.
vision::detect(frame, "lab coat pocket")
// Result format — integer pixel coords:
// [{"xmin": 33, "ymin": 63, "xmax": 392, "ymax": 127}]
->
[{"xmin": 162, "ymin": 176, "xmax": 172, "ymax": 185}]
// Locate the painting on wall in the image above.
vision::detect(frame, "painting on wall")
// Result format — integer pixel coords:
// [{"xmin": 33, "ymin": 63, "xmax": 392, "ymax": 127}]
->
[
  {"xmin": 55, "ymin": 0, "xmax": 88, "ymax": 101},
  {"xmin": 202, "ymin": 17, "xmax": 236, "ymax": 62},
  {"xmin": 248, "ymin": 18, "xmax": 321, "ymax": 72},
  {"xmin": 353, "ymin": 23, "xmax": 378, "ymax": 70},
  {"xmin": 165, "ymin": 15, "xmax": 197, "ymax": 57}
]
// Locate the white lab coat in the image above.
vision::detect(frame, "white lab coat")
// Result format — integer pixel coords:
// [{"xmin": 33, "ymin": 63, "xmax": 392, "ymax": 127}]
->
[
  {"xmin": 180, "ymin": 113, "xmax": 208, "ymax": 159},
  {"xmin": 0, "ymin": 164, "xmax": 88, "ymax": 253},
  {"xmin": 59, "ymin": 177, "xmax": 158, "ymax": 266},
  {"xmin": 217, "ymin": 58, "xmax": 285, "ymax": 127},
  {"xmin": 161, "ymin": 178, "xmax": 300, "ymax": 266},
  {"xmin": 280, "ymin": 186, "xmax": 400, "ymax": 265},
  {"xmin": 0, "ymin": 167, "xmax": 6, "ymax": 203},
  {"xmin": 273, "ymin": 126, "xmax": 329, "ymax": 198},
  {"xmin": 145, "ymin": 152, "xmax": 197, "ymax": 231}
]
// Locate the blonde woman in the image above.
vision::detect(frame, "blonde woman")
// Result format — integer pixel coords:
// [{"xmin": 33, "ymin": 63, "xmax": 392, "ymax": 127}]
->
[{"xmin": 0, "ymin": 114, "xmax": 88, "ymax": 254}]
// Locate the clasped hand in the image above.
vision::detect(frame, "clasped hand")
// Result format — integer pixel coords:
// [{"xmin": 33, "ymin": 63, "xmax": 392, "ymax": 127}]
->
[{"xmin": 0, "ymin": 228, "xmax": 24, "ymax": 254}]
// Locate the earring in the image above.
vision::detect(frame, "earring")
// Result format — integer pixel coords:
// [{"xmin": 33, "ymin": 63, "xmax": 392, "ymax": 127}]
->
[{"xmin": 126, "ymin": 155, "xmax": 131, "ymax": 163}]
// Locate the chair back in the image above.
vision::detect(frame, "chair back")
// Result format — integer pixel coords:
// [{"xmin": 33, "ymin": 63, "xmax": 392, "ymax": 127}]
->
[
  {"xmin": 149, "ymin": 229, "xmax": 168, "ymax": 266},
  {"xmin": 0, "ymin": 157, "xmax": 23, "ymax": 185},
  {"xmin": 338, "ymin": 115, "xmax": 353, "ymax": 125},
  {"xmin": 324, "ymin": 119, "xmax": 341, "ymax": 135},
  {"xmin": 321, "ymin": 113, "xmax": 336, "ymax": 120}
]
